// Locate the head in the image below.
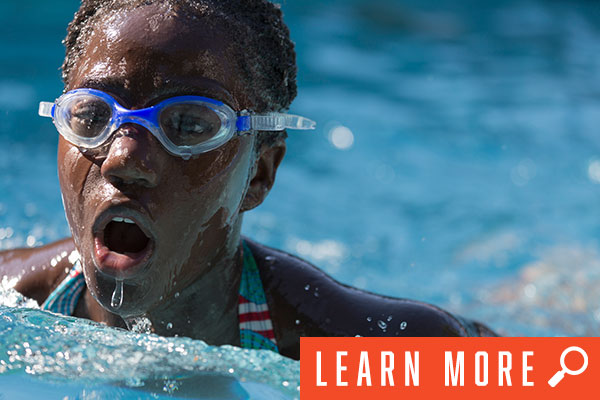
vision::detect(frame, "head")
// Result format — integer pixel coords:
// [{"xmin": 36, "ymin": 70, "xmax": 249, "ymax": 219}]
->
[{"xmin": 57, "ymin": 0, "xmax": 297, "ymax": 317}]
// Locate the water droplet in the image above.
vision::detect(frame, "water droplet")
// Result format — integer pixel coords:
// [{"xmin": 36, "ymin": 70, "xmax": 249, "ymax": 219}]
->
[
  {"xmin": 174, "ymin": 292, "xmax": 180, "ymax": 298},
  {"xmin": 163, "ymin": 379, "xmax": 179, "ymax": 394},
  {"xmin": 166, "ymin": 322, "xmax": 173, "ymax": 330},
  {"xmin": 387, "ymin": 315, "xmax": 393, "ymax": 322},
  {"xmin": 366, "ymin": 316, "xmax": 372, "ymax": 322},
  {"xmin": 228, "ymin": 368, "xmax": 234, "ymax": 374},
  {"xmin": 125, "ymin": 377, "xmax": 144, "ymax": 387},
  {"xmin": 377, "ymin": 320, "xmax": 387, "ymax": 330},
  {"xmin": 111, "ymin": 279, "xmax": 124, "ymax": 309},
  {"xmin": 282, "ymin": 381, "xmax": 289, "ymax": 387},
  {"xmin": 304, "ymin": 284, "xmax": 310, "ymax": 291},
  {"xmin": 265, "ymin": 256, "xmax": 275, "ymax": 262},
  {"xmin": 400, "ymin": 321, "xmax": 408, "ymax": 330},
  {"xmin": 295, "ymin": 319, "xmax": 301, "ymax": 325}
]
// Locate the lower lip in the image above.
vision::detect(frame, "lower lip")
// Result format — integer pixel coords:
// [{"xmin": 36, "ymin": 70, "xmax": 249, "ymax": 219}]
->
[{"xmin": 93, "ymin": 236, "xmax": 154, "ymax": 278}]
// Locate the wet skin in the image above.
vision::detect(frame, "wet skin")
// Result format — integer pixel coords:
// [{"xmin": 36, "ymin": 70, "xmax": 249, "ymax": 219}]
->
[
  {"xmin": 0, "ymin": 3, "xmax": 496, "ymax": 360},
  {"xmin": 57, "ymin": 4, "xmax": 284, "ymax": 345}
]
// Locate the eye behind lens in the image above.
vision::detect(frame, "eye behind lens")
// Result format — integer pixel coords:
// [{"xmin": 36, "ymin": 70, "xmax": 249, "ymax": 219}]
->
[
  {"xmin": 66, "ymin": 96, "xmax": 112, "ymax": 138},
  {"xmin": 159, "ymin": 103, "xmax": 223, "ymax": 146}
]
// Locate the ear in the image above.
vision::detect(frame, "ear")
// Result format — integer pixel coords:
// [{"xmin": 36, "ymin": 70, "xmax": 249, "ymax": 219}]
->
[{"xmin": 241, "ymin": 140, "xmax": 286, "ymax": 212}]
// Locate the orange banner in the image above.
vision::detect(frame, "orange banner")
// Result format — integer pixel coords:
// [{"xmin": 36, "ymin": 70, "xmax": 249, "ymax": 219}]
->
[{"xmin": 300, "ymin": 337, "xmax": 598, "ymax": 400}]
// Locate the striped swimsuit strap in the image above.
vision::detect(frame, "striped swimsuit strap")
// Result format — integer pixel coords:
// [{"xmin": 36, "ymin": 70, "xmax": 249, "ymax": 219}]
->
[
  {"xmin": 40, "ymin": 240, "xmax": 279, "ymax": 353},
  {"xmin": 40, "ymin": 258, "xmax": 86, "ymax": 316},
  {"xmin": 238, "ymin": 240, "xmax": 278, "ymax": 352}
]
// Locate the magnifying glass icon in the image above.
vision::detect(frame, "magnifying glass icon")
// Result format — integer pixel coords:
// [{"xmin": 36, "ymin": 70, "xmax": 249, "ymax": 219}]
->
[{"xmin": 548, "ymin": 346, "xmax": 588, "ymax": 387}]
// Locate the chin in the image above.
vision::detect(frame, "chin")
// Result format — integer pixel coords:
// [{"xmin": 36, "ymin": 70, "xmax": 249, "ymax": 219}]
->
[{"xmin": 85, "ymin": 262, "xmax": 161, "ymax": 318}]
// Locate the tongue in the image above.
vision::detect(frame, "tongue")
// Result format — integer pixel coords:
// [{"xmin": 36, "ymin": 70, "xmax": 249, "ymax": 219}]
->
[{"xmin": 104, "ymin": 221, "xmax": 149, "ymax": 254}]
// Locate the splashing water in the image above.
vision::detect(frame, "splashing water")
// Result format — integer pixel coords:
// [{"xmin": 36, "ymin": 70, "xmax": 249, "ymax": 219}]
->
[
  {"xmin": 0, "ymin": 285, "xmax": 300, "ymax": 399},
  {"xmin": 125, "ymin": 315, "xmax": 154, "ymax": 334}
]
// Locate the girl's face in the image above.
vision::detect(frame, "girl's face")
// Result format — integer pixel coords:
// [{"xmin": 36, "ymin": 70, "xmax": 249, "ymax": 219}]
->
[{"xmin": 58, "ymin": 3, "xmax": 259, "ymax": 317}]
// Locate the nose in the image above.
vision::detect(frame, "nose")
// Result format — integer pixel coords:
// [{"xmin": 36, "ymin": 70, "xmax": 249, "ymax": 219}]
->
[{"xmin": 100, "ymin": 124, "xmax": 163, "ymax": 188}]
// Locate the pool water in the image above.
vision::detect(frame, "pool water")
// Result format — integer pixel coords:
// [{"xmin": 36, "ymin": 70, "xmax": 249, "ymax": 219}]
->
[
  {"xmin": 1, "ymin": 0, "xmax": 600, "ymax": 398},
  {"xmin": 0, "ymin": 288, "xmax": 299, "ymax": 399}
]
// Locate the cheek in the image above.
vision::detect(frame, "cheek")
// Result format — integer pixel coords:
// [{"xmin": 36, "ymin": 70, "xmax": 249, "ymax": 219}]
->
[
  {"xmin": 57, "ymin": 140, "xmax": 95, "ymax": 229},
  {"xmin": 58, "ymin": 140, "xmax": 86, "ymax": 193},
  {"xmin": 177, "ymin": 139, "xmax": 254, "ymax": 213},
  {"xmin": 152, "ymin": 140, "xmax": 253, "ymax": 260}
]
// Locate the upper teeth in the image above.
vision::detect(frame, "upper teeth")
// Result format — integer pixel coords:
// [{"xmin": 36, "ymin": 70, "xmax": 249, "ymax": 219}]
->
[{"xmin": 112, "ymin": 217, "xmax": 135, "ymax": 224}]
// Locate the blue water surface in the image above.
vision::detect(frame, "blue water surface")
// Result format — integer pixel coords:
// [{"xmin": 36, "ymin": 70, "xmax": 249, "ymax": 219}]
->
[{"xmin": 1, "ymin": 0, "xmax": 600, "ymax": 398}]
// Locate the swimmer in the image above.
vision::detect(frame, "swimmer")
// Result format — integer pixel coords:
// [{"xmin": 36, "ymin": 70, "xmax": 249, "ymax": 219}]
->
[{"xmin": 0, "ymin": 0, "xmax": 495, "ymax": 359}]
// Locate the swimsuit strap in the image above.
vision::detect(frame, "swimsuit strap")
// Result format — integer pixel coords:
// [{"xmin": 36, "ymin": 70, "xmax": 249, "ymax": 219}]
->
[
  {"xmin": 40, "ymin": 258, "xmax": 85, "ymax": 316},
  {"xmin": 40, "ymin": 240, "xmax": 279, "ymax": 353},
  {"xmin": 238, "ymin": 240, "xmax": 278, "ymax": 352}
]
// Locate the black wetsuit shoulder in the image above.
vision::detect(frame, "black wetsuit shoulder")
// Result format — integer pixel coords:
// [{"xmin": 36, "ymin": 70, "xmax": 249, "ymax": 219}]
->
[{"xmin": 244, "ymin": 237, "xmax": 497, "ymax": 359}]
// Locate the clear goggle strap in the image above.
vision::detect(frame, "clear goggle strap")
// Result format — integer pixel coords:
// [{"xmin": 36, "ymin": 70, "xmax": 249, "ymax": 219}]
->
[
  {"xmin": 39, "ymin": 101, "xmax": 54, "ymax": 118},
  {"xmin": 251, "ymin": 112, "xmax": 316, "ymax": 131}
]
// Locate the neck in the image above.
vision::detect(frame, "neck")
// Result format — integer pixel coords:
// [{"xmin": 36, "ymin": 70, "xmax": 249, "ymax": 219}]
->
[{"xmin": 134, "ymin": 218, "xmax": 245, "ymax": 345}]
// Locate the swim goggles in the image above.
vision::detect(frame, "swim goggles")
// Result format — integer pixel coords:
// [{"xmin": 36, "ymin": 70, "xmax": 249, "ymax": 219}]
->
[{"xmin": 39, "ymin": 88, "xmax": 316, "ymax": 159}]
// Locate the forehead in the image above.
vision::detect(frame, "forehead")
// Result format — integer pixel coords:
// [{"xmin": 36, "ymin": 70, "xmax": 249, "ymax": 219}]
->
[{"xmin": 68, "ymin": 2, "xmax": 245, "ymax": 108}]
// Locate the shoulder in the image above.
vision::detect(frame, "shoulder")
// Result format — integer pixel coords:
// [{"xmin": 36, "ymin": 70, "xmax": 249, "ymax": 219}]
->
[
  {"xmin": 244, "ymin": 238, "xmax": 497, "ymax": 358},
  {"xmin": 0, "ymin": 237, "xmax": 77, "ymax": 305}
]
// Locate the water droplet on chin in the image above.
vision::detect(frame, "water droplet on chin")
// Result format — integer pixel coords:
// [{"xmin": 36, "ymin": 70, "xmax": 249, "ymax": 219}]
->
[
  {"xmin": 366, "ymin": 316, "xmax": 372, "ymax": 322},
  {"xmin": 304, "ymin": 284, "xmax": 310, "ymax": 291},
  {"xmin": 377, "ymin": 320, "xmax": 387, "ymax": 330},
  {"xmin": 400, "ymin": 321, "xmax": 408, "ymax": 330},
  {"xmin": 111, "ymin": 279, "xmax": 124, "ymax": 309},
  {"xmin": 166, "ymin": 322, "xmax": 173, "ymax": 330}
]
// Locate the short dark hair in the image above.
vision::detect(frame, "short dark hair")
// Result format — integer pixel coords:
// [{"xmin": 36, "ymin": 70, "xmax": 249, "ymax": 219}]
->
[{"xmin": 62, "ymin": 0, "xmax": 296, "ymax": 148}]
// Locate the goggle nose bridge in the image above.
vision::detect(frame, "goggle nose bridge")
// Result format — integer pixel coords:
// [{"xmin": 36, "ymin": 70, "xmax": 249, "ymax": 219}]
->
[{"xmin": 110, "ymin": 105, "xmax": 161, "ymax": 139}]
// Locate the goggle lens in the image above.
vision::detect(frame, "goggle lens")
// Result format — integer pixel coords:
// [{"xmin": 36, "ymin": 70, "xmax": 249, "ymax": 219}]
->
[
  {"xmin": 64, "ymin": 95, "xmax": 112, "ymax": 139},
  {"xmin": 158, "ymin": 103, "xmax": 223, "ymax": 146}
]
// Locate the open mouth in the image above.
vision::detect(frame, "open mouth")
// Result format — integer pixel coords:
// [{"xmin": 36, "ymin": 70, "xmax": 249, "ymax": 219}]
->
[
  {"xmin": 93, "ymin": 213, "xmax": 155, "ymax": 278},
  {"xmin": 104, "ymin": 217, "xmax": 150, "ymax": 254}
]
